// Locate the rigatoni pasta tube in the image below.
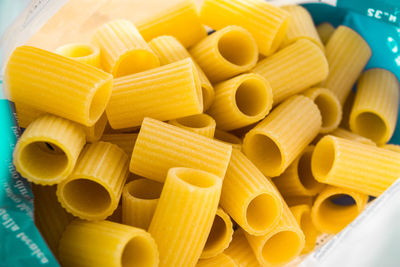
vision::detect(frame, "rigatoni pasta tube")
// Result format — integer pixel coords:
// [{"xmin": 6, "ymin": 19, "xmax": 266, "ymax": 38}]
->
[
  {"xmin": 311, "ymin": 186, "xmax": 368, "ymax": 234},
  {"xmin": 101, "ymin": 133, "xmax": 138, "ymax": 156},
  {"xmin": 331, "ymin": 128, "xmax": 375, "ymax": 146},
  {"xmin": 201, "ymin": 208, "xmax": 234, "ymax": 259},
  {"xmin": 84, "ymin": 112, "xmax": 107, "ymax": 143},
  {"xmin": 207, "ymin": 73, "xmax": 273, "ymax": 131},
  {"xmin": 136, "ymin": 0, "xmax": 207, "ymax": 48},
  {"xmin": 317, "ymin": 22, "xmax": 335, "ymax": 44},
  {"xmin": 290, "ymin": 204, "xmax": 317, "ymax": 254},
  {"xmin": 321, "ymin": 26, "xmax": 372, "ymax": 105},
  {"xmin": 59, "ymin": 220, "xmax": 159, "ymax": 267},
  {"xmin": 312, "ymin": 135, "xmax": 400, "ymax": 196},
  {"xmin": 122, "ymin": 179, "xmax": 163, "ymax": 229},
  {"xmin": 200, "ymin": 0, "xmax": 290, "ymax": 56},
  {"xmin": 169, "ymin": 114, "xmax": 216, "ymax": 138},
  {"xmin": 92, "ymin": 19, "xmax": 159, "ymax": 77},
  {"xmin": 5, "ymin": 46, "xmax": 113, "ymax": 126},
  {"xmin": 220, "ymin": 149, "xmax": 283, "ymax": 235},
  {"xmin": 14, "ymin": 102, "xmax": 45, "ymax": 128},
  {"xmin": 55, "ymin": 43, "xmax": 100, "ymax": 68},
  {"xmin": 57, "ymin": 142, "xmax": 129, "ymax": 220},
  {"xmin": 106, "ymin": 58, "xmax": 203, "ymax": 129},
  {"xmin": 149, "ymin": 35, "xmax": 214, "ymax": 110},
  {"xmin": 13, "ymin": 114, "xmax": 85, "ymax": 185},
  {"xmin": 285, "ymin": 196, "xmax": 314, "ymax": 207},
  {"xmin": 251, "ymin": 39, "xmax": 329, "ymax": 104},
  {"xmin": 243, "ymin": 95, "xmax": 322, "ymax": 177},
  {"xmin": 274, "ymin": 146, "xmax": 325, "ymax": 197},
  {"xmin": 350, "ymin": 69, "xmax": 400, "ymax": 145},
  {"xmin": 224, "ymin": 229, "xmax": 260, "ymax": 267},
  {"xmin": 148, "ymin": 167, "xmax": 222, "ymax": 267},
  {"xmin": 382, "ymin": 144, "xmax": 400, "ymax": 153},
  {"xmin": 190, "ymin": 26, "xmax": 258, "ymax": 83},
  {"xmin": 340, "ymin": 90, "xmax": 355, "ymax": 129},
  {"xmin": 214, "ymin": 129, "xmax": 242, "ymax": 150},
  {"xmin": 130, "ymin": 117, "xmax": 232, "ymax": 182},
  {"xmin": 197, "ymin": 254, "xmax": 237, "ymax": 267}
]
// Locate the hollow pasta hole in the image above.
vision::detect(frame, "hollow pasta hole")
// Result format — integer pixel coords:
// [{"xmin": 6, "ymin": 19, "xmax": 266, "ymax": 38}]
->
[
  {"xmin": 127, "ymin": 179, "xmax": 163, "ymax": 200},
  {"xmin": 353, "ymin": 112, "xmax": 387, "ymax": 143},
  {"xmin": 88, "ymin": 80, "xmax": 112, "ymax": 124},
  {"xmin": 312, "ymin": 137, "xmax": 335, "ymax": 179},
  {"xmin": 262, "ymin": 231, "xmax": 302, "ymax": 264},
  {"xmin": 115, "ymin": 50, "xmax": 159, "ymax": 77},
  {"xmin": 176, "ymin": 114, "xmax": 212, "ymax": 128},
  {"xmin": 204, "ymin": 215, "xmax": 227, "ymax": 251},
  {"xmin": 298, "ymin": 149, "xmax": 321, "ymax": 191},
  {"xmin": 246, "ymin": 194, "xmax": 279, "ymax": 232},
  {"xmin": 314, "ymin": 94, "xmax": 339, "ymax": 128},
  {"xmin": 121, "ymin": 236, "xmax": 155, "ymax": 267},
  {"xmin": 235, "ymin": 79, "xmax": 269, "ymax": 117},
  {"xmin": 217, "ymin": 30, "xmax": 256, "ymax": 66},
  {"xmin": 173, "ymin": 168, "xmax": 216, "ymax": 188}
]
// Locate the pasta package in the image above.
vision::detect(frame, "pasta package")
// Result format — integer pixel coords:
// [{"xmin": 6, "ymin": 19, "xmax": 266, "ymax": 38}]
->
[
  {"xmin": 148, "ymin": 168, "xmax": 222, "ymax": 267},
  {"xmin": 290, "ymin": 204, "xmax": 318, "ymax": 254},
  {"xmin": 224, "ymin": 229, "xmax": 260, "ymax": 267},
  {"xmin": 106, "ymin": 58, "xmax": 203, "ymax": 129},
  {"xmin": 55, "ymin": 43, "xmax": 101, "ymax": 68},
  {"xmin": 4, "ymin": 46, "xmax": 113, "ymax": 126},
  {"xmin": 169, "ymin": 114, "xmax": 216, "ymax": 138}
]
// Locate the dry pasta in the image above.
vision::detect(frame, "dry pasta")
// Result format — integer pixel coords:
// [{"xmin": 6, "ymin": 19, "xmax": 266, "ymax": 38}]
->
[
  {"xmin": 285, "ymin": 196, "xmax": 314, "ymax": 207},
  {"xmin": 339, "ymin": 90, "xmax": 355, "ymax": 129},
  {"xmin": 331, "ymin": 127, "xmax": 376, "ymax": 146},
  {"xmin": 290, "ymin": 204, "xmax": 318, "ymax": 254},
  {"xmin": 214, "ymin": 129, "xmax": 242, "ymax": 150},
  {"xmin": 169, "ymin": 114, "xmax": 216, "ymax": 138},
  {"xmin": 84, "ymin": 112, "xmax": 107, "ymax": 143},
  {"xmin": 196, "ymin": 253, "xmax": 237, "ymax": 267},
  {"xmin": 224, "ymin": 229, "xmax": 260, "ymax": 267},
  {"xmin": 55, "ymin": 43, "xmax": 101, "ymax": 68},
  {"xmin": 317, "ymin": 22, "xmax": 335, "ymax": 44},
  {"xmin": 381, "ymin": 144, "xmax": 400, "ymax": 153},
  {"xmin": 101, "ymin": 133, "xmax": 138, "ymax": 156}
]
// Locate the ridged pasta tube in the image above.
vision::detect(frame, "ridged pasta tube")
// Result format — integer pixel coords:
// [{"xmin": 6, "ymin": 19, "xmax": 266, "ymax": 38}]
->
[
  {"xmin": 312, "ymin": 135, "xmax": 400, "ymax": 196},
  {"xmin": 200, "ymin": 0, "xmax": 290, "ymax": 56},
  {"xmin": 5, "ymin": 46, "xmax": 113, "ymax": 126},
  {"xmin": 317, "ymin": 22, "xmax": 335, "ymax": 44},
  {"xmin": 130, "ymin": 118, "xmax": 232, "ymax": 182},
  {"xmin": 340, "ymin": 90, "xmax": 355, "ymax": 129},
  {"xmin": 196, "ymin": 253, "xmax": 237, "ymax": 267},
  {"xmin": 214, "ymin": 129, "xmax": 242, "ymax": 150},
  {"xmin": 251, "ymin": 39, "xmax": 329, "ymax": 104},
  {"xmin": 148, "ymin": 167, "xmax": 222, "ymax": 267},
  {"xmin": 224, "ymin": 229, "xmax": 260, "ymax": 267},
  {"xmin": 101, "ymin": 133, "xmax": 138, "ymax": 156},
  {"xmin": 169, "ymin": 114, "xmax": 216, "ymax": 138},
  {"xmin": 207, "ymin": 73, "xmax": 273, "ymax": 131},
  {"xmin": 84, "ymin": 112, "xmax": 107, "ymax": 143},
  {"xmin": 285, "ymin": 196, "xmax": 314, "ymax": 207},
  {"xmin": 243, "ymin": 95, "xmax": 322, "ymax": 177},
  {"xmin": 349, "ymin": 69, "xmax": 399, "ymax": 145},
  {"xmin": 57, "ymin": 142, "xmax": 129, "ymax": 220},
  {"xmin": 59, "ymin": 220, "xmax": 159, "ymax": 267},
  {"xmin": 190, "ymin": 26, "xmax": 258, "ymax": 83},
  {"xmin": 311, "ymin": 186, "xmax": 368, "ymax": 234},
  {"xmin": 381, "ymin": 144, "xmax": 400, "ymax": 153},
  {"xmin": 290, "ymin": 204, "xmax": 318, "ymax": 254},
  {"xmin": 55, "ymin": 43, "xmax": 100, "ymax": 68},
  {"xmin": 92, "ymin": 19, "xmax": 159, "ymax": 77},
  {"xmin": 106, "ymin": 58, "xmax": 203, "ymax": 129},
  {"xmin": 331, "ymin": 128, "xmax": 376, "ymax": 146},
  {"xmin": 13, "ymin": 114, "xmax": 86, "ymax": 185}
]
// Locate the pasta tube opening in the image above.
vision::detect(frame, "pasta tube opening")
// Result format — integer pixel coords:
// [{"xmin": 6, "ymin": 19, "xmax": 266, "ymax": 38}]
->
[
  {"xmin": 297, "ymin": 148, "xmax": 322, "ymax": 192},
  {"xmin": 56, "ymin": 43, "xmax": 98, "ymax": 58},
  {"xmin": 125, "ymin": 179, "xmax": 163, "ymax": 200},
  {"xmin": 114, "ymin": 49, "xmax": 160, "ymax": 78},
  {"xmin": 352, "ymin": 112, "xmax": 387, "ymax": 144},
  {"xmin": 261, "ymin": 230, "xmax": 303, "ymax": 264},
  {"xmin": 121, "ymin": 235, "xmax": 156, "ymax": 267},
  {"xmin": 173, "ymin": 168, "xmax": 217, "ymax": 189},
  {"xmin": 89, "ymin": 80, "xmax": 113, "ymax": 124},
  {"xmin": 312, "ymin": 137, "xmax": 335, "ymax": 179},
  {"xmin": 174, "ymin": 114, "xmax": 215, "ymax": 129},
  {"xmin": 246, "ymin": 193, "xmax": 280, "ymax": 233},
  {"xmin": 290, "ymin": 205, "xmax": 317, "ymax": 254},
  {"xmin": 235, "ymin": 78, "xmax": 270, "ymax": 117}
]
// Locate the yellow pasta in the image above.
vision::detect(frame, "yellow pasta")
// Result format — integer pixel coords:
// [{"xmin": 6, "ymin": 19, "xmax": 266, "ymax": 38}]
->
[
  {"xmin": 243, "ymin": 95, "xmax": 322, "ymax": 177},
  {"xmin": 274, "ymin": 146, "xmax": 325, "ymax": 197},
  {"xmin": 14, "ymin": 102, "xmax": 46, "ymax": 128},
  {"xmin": 214, "ymin": 129, "xmax": 242, "ymax": 150},
  {"xmin": 207, "ymin": 73, "xmax": 273, "ymax": 131},
  {"xmin": 290, "ymin": 204, "xmax": 318, "ymax": 254},
  {"xmin": 130, "ymin": 117, "xmax": 232, "ymax": 182},
  {"xmin": 311, "ymin": 186, "xmax": 368, "ymax": 234},
  {"xmin": 5, "ymin": 46, "xmax": 113, "ymax": 126},
  {"xmin": 148, "ymin": 168, "xmax": 222, "ymax": 267},
  {"xmin": 349, "ymin": 69, "xmax": 400, "ymax": 145},
  {"xmin": 106, "ymin": 58, "xmax": 203, "ymax": 129},
  {"xmin": 122, "ymin": 179, "xmax": 163, "ymax": 229},
  {"xmin": 169, "ymin": 114, "xmax": 216, "ymax": 138},
  {"xmin": 201, "ymin": 208, "xmax": 234, "ymax": 259},
  {"xmin": 92, "ymin": 19, "xmax": 159, "ymax": 77},
  {"xmin": 190, "ymin": 26, "xmax": 258, "ymax": 83},
  {"xmin": 281, "ymin": 5, "xmax": 324, "ymax": 50},
  {"xmin": 13, "ymin": 114, "xmax": 85, "ymax": 185},
  {"xmin": 107, "ymin": 204, "xmax": 122, "ymax": 223},
  {"xmin": 84, "ymin": 112, "xmax": 107, "ymax": 143},
  {"xmin": 320, "ymin": 26, "xmax": 372, "ymax": 105},
  {"xmin": 339, "ymin": 90, "xmax": 355, "ymax": 129},
  {"xmin": 101, "ymin": 133, "xmax": 138, "ymax": 156},
  {"xmin": 251, "ymin": 39, "xmax": 329, "ymax": 104},
  {"xmin": 57, "ymin": 142, "xmax": 129, "ymax": 220},
  {"xmin": 317, "ymin": 22, "xmax": 335, "ymax": 44},
  {"xmin": 302, "ymin": 87, "xmax": 342, "ymax": 133},
  {"xmin": 312, "ymin": 135, "xmax": 400, "ymax": 196},
  {"xmin": 200, "ymin": 0, "xmax": 290, "ymax": 56},
  {"xmin": 55, "ymin": 43, "xmax": 101, "ymax": 68},
  {"xmin": 196, "ymin": 253, "xmax": 237, "ymax": 267},
  {"xmin": 381, "ymin": 144, "xmax": 400, "ymax": 153},
  {"xmin": 285, "ymin": 196, "xmax": 314, "ymax": 207},
  {"xmin": 148, "ymin": 35, "xmax": 215, "ymax": 110},
  {"xmin": 245, "ymin": 201, "xmax": 305, "ymax": 266},
  {"xmin": 331, "ymin": 127, "xmax": 376, "ymax": 146},
  {"xmin": 136, "ymin": 0, "xmax": 207, "ymax": 48},
  {"xmin": 59, "ymin": 220, "xmax": 159, "ymax": 267},
  {"xmin": 224, "ymin": 229, "xmax": 260, "ymax": 267}
]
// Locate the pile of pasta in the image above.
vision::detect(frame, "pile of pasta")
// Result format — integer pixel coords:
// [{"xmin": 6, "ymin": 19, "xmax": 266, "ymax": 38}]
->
[{"xmin": 5, "ymin": 0, "xmax": 400, "ymax": 266}]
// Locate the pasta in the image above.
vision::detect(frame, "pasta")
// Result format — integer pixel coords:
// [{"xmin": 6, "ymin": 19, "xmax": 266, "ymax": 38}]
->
[
  {"xmin": 169, "ymin": 114, "xmax": 216, "ymax": 138},
  {"xmin": 331, "ymin": 128, "xmax": 376, "ymax": 146},
  {"xmin": 201, "ymin": 208, "xmax": 233, "ymax": 259},
  {"xmin": 285, "ymin": 196, "xmax": 314, "ymax": 207},
  {"xmin": 57, "ymin": 142, "xmax": 129, "ymax": 220},
  {"xmin": 214, "ymin": 129, "xmax": 242, "ymax": 150},
  {"xmin": 251, "ymin": 39, "xmax": 329, "ymax": 104},
  {"xmin": 349, "ymin": 68, "xmax": 399, "ymax": 145},
  {"xmin": 196, "ymin": 253, "xmax": 237, "ymax": 267},
  {"xmin": 281, "ymin": 5, "xmax": 324, "ymax": 50},
  {"xmin": 302, "ymin": 87, "xmax": 342, "ymax": 133},
  {"xmin": 136, "ymin": 0, "xmax": 207, "ymax": 48},
  {"xmin": 92, "ymin": 19, "xmax": 159, "ymax": 77},
  {"xmin": 200, "ymin": 0, "xmax": 290, "ymax": 56},
  {"xmin": 5, "ymin": 45, "xmax": 113, "ymax": 126},
  {"xmin": 340, "ymin": 90, "xmax": 355, "ymax": 129},
  {"xmin": 14, "ymin": 102, "xmax": 45, "ymax": 128},
  {"xmin": 148, "ymin": 167, "xmax": 222, "ymax": 267},
  {"xmin": 59, "ymin": 220, "xmax": 159, "ymax": 267},
  {"xmin": 224, "ymin": 229, "xmax": 260, "ymax": 267},
  {"xmin": 107, "ymin": 204, "xmax": 122, "ymax": 223},
  {"xmin": 381, "ymin": 144, "xmax": 400, "ymax": 153},
  {"xmin": 312, "ymin": 135, "xmax": 400, "ymax": 196},
  {"xmin": 130, "ymin": 117, "xmax": 232, "ymax": 182},
  {"xmin": 106, "ymin": 58, "xmax": 203, "ymax": 129},
  {"xmin": 55, "ymin": 43, "xmax": 101, "ymax": 68},
  {"xmin": 122, "ymin": 179, "xmax": 163, "ymax": 229},
  {"xmin": 84, "ymin": 112, "xmax": 107, "ymax": 143},
  {"xmin": 101, "ymin": 133, "xmax": 138, "ymax": 156},
  {"xmin": 290, "ymin": 204, "xmax": 318, "ymax": 254},
  {"xmin": 316, "ymin": 22, "xmax": 335, "ymax": 44},
  {"xmin": 190, "ymin": 26, "xmax": 258, "ymax": 83},
  {"xmin": 13, "ymin": 114, "xmax": 86, "ymax": 185},
  {"xmin": 273, "ymin": 146, "xmax": 325, "ymax": 197},
  {"xmin": 220, "ymin": 149, "xmax": 283, "ymax": 236},
  {"xmin": 311, "ymin": 186, "xmax": 368, "ymax": 234},
  {"xmin": 243, "ymin": 95, "xmax": 322, "ymax": 177},
  {"xmin": 320, "ymin": 26, "xmax": 372, "ymax": 105},
  {"xmin": 207, "ymin": 73, "xmax": 273, "ymax": 131},
  {"xmin": 148, "ymin": 35, "xmax": 214, "ymax": 110}
]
